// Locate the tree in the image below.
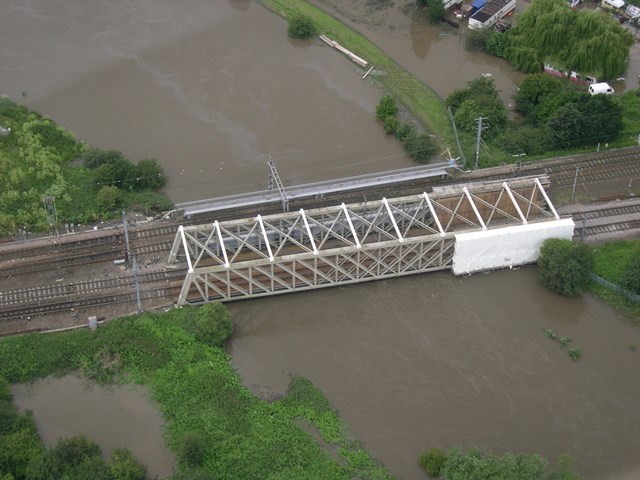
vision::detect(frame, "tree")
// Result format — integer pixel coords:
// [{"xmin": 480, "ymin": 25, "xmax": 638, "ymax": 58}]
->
[
  {"xmin": 547, "ymin": 102, "xmax": 586, "ymax": 149},
  {"xmin": 195, "ymin": 302, "xmax": 233, "ymax": 347},
  {"xmin": 376, "ymin": 95, "xmax": 398, "ymax": 121},
  {"xmin": 419, "ymin": 448, "xmax": 446, "ymax": 477},
  {"xmin": 484, "ymin": 31, "xmax": 508, "ymax": 57},
  {"xmin": 464, "ymin": 28, "xmax": 491, "ymax": 53},
  {"xmin": 26, "ymin": 435, "xmax": 103, "ymax": 480},
  {"xmin": 446, "ymin": 77, "xmax": 508, "ymax": 139},
  {"xmin": 403, "ymin": 133, "xmax": 437, "ymax": 163},
  {"xmin": 514, "ymin": 74, "xmax": 564, "ymax": 117},
  {"xmin": 504, "ymin": 0, "xmax": 633, "ymax": 80},
  {"xmin": 538, "ymin": 238, "xmax": 594, "ymax": 297},
  {"xmin": 96, "ymin": 185, "xmax": 124, "ymax": 212},
  {"xmin": 82, "ymin": 149, "xmax": 126, "ymax": 170},
  {"xmin": 495, "ymin": 125, "xmax": 552, "ymax": 156},
  {"xmin": 427, "ymin": 0, "xmax": 446, "ymax": 23},
  {"xmin": 287, "ymin": 14, "xmax": 316, "ymax": 39},
  {"xmin": 110, "ymin": 448, "xmax": 147, "ymax": 480},
  {"xmin": 92, "ymin": 157, "xmax": 136, "ymax": 190},
  {"xmin": 135, "ymin": 158, "xmax": 166, "ymax": 190},
  {"xmin": 439, "ymin": 446, "xmax": 579, "ymax": 480}
]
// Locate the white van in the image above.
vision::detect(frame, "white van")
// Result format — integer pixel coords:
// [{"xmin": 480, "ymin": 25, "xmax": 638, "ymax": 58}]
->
[
  {"xmin": 601, "ymin": 0, "xmax": 625, "ymax": 9},
  {"xmin": 588, "ymin": 82, "xmax": 615, "ymax": 95}
]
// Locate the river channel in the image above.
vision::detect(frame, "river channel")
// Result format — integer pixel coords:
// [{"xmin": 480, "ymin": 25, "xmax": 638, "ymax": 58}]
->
[{"xmin": 2, "ymin": 1, "xmax": 640, "ymax": 480}]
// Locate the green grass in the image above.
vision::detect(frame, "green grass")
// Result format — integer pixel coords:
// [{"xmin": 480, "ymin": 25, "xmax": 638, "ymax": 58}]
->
[
  {"xmin": 256, "ymin": 0, "xmax": 452, "ymax": 145},
  {"xmin": 592, "ymin": 240, "xmax": 640, "ymax": 285},
  {"xmin": 588, "ymin": 239, "xmax": 640, "ymax": 323},
  {"xmin": 0, "ymin": 306, "xmax": 395, "ymax": 480}
]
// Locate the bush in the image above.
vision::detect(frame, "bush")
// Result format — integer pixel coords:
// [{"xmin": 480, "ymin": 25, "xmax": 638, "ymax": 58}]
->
[
  {"xmin": 81, "ymin": 148, "xmax": 126, "ymax": 169},
  {"xmin": 179, "ymin": 432, "xmax": 205, "ymax": 467},
  {"xmin": 395, "ymin": 122, "xmax": 416, "ymax": 141},
  {"xmin": 419, "ymin": 447, "xmax": 446, "ymax": 477},
  {"xmin": 427, "ymin": 0, "xmax": 446, "ymax": 23},
  {"xmin": 495, "ymin": 125, "xmax": 552, "ymax": 156},
  {"xmin": 376, "ymin": 94, "xmax": 398, "ymax": 121},
  {"xmin": 110, "ymin": 447, "xmax": 147, "ymax": 480},
  {"xmin": 484, "ymin": 31, "xmax": 507, "ymax": 57},
  {"xmin": 538, "ymin": 238, "xmax": 594, "ymax": 297},
  {"xmin": 568, "ymin": 347, "xmax": 582, "ymax": 361},
  {"xmin": 96, "ymin": 185, "xmax": 124, "ymax": 212},
  {"xmin": 403, "ymin": 133, "xmax": 437, "ymax": 163},
  {"xmin": 464, "ymin": 28, "xmax": 490, "ymax": 52},
  {"xmin": 287, "ymin": 14, "xmax": 316, "ymax": 39},
  {"xmin": 92, "ymin": 157, "xmax": 137, "ymax": 190},
  {"xmin": 383, "ymin": 115, "xmax": 400, "ymax": 134},
  {"xmin": 194, "ymin": 303, "xmax": 233, "ymax": 347},
  {"xmin": 135, "ymin": 158, "xmax": 166, "ymax": 190}
]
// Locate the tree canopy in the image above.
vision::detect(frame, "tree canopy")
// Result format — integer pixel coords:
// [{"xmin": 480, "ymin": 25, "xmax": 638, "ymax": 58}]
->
[
  {"xmin": 446, "ymin": 77, "xmax": 508, "ymax": 140},
  {"xmin": 505, "ymin": 0, "xmax": 634, "ymax": 80},
  {"xmin": 0, "ymin": 98, "xmax": 172, "ymax": 235},
  {"xmin": 538, "ymin": 238, "xmax": 594, "ymax": 297}
]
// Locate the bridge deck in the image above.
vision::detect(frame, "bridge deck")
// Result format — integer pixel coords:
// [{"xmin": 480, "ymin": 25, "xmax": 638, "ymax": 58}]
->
[
  {"xmin": 176, "ymin": 162, "xmax": 452, "ymax": 216},
  {"xmin": 168, "ymin": 176, "xmax": 568, "ymax": 304}
]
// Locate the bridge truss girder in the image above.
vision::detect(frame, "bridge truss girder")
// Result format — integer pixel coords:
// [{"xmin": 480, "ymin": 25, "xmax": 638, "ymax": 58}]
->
[{"xmin": 167, "ymin": 176, "xmax": 557, "ymax": 305}]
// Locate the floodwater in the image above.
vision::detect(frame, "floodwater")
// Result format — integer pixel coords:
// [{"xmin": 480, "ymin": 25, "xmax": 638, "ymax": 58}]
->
[
  {"xmin": 228, "ymin": 268, "xmax": 640, "ymax": 480},
  {"xmin": 11, "ymin": 375, "xmax": 175, "ymax": 479},
  {"xmin": 0, "ymin": 0, "xmax": 410, "ymax": 203},
  {"xmin": 309, "ymin": 0, "xmax": 526, "ymax": 105},
  {"xmin": 2, "ymin": 1, "xmax": 640, "ymax": 480}
]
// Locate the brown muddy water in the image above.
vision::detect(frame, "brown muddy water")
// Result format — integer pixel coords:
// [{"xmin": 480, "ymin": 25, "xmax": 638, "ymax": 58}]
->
[
  {"xmin": 0, "ymin": 0, "xmax": 410, "ymax": 203},
  {"xmin": 11, "ymin": 375, "xmax": 175, "ymax": 479},
  {"xmin": 228, "ymin": 268, "xmax": 640, "ymax": 480}
]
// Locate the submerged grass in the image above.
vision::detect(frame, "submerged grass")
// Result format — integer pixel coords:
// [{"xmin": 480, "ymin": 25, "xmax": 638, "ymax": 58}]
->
[
  {"xmin": 0, "ymin": 306, "xmax": 395, "ymax": 480},
  {"xmin": 256, "ymin": 0, "xmax": 452, "ymax": 146}
]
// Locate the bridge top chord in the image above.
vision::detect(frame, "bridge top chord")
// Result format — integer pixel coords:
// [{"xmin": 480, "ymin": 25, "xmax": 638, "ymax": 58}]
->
[{"xmin": 168, "ymin": 176, "xmax": 557, "ymax": 271}]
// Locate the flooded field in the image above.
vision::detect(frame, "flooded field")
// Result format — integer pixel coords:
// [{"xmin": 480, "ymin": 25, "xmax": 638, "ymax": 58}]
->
[{"xmin": 11, "ymin": 375, "xmax": 175, "ymax": 479}]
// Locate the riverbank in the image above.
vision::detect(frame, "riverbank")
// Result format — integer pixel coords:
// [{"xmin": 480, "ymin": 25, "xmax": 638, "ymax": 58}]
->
[
  {"xmin": 256, "ymin": 0, "xmax": 454, "ymax": 144},
  {"xmin": 0, "ymin": 305, "xmax": 395, "ymax": 480}
]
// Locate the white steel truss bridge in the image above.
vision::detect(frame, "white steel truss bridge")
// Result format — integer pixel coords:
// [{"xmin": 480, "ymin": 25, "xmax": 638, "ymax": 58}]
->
[{"xmin": 167, "ymin": 176, "xmax": 569, "ymax": 305}]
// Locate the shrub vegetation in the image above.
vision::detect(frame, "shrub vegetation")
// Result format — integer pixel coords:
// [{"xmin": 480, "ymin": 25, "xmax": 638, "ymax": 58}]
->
[
  {"xmin": 0, "ymin": 98, "xmax": 172, "ymax": 236},
  {"xmin": 0, "ymin": 304, "xmax": 394, "ymax": 480},
  {"xmin": 287, "ymin": 14, "xmax": 317, "ymax": 38},
  {"xmin": 504, "ymin": 0, "xmax": 633, "ymax": 80},
  {"xmin": 419, "ymin": 447, "xmax": 446, "ymax": 477},
  {"xmin": 537, "ymin": 238, "xmax": 593, "ymax": 297},
  {"xmin": 439, "ymin": 446, "xmax": 579, "ymax": 479}
]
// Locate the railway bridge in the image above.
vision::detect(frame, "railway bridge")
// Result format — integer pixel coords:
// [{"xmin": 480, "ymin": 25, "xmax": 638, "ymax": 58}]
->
[{"xmin": 167, "ymin": 176, "xmax": 573, "ymax": 305}]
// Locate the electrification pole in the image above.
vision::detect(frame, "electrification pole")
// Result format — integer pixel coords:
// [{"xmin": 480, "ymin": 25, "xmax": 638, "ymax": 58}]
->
[{"xmin": 474, "ymin": 116, "xmax": 486, "ymax": 169}]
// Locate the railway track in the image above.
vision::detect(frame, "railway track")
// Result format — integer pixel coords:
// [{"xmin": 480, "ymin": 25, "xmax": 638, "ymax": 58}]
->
[
  {"xmin": 575, "ymin": 219, "xmax": 640, "ymax": 239},
  {"xmin": 0, "ymin": 147, "xmax": 639, "ymax": 333},
  {"xmin": 0, "ymin": 289, "xmax": 172, "ymax": 322},
  {"xmin": 0, "ymin": 270, "xmax": 183, "ymax": 321}
]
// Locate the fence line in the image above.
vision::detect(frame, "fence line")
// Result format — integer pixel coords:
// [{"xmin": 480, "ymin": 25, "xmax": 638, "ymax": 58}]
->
[{"xmin": 591, "ymin": 274, "xmax": 640, "ymax": 303}]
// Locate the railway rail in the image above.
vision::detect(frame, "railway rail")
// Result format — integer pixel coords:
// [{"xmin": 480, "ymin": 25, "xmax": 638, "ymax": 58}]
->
[
  {"xmin": 0, "ymin": 270, "xmax": 183, "ymax": 321},
  {"xmin": 0, "ymin": 146, "xmax": 639, "ymax": 334}
]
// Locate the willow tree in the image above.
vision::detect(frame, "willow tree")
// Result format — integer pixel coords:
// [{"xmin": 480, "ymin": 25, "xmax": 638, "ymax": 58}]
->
[{"xmin": 505, "ymin": 0, "xmax": 633, "ymax": 80}]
